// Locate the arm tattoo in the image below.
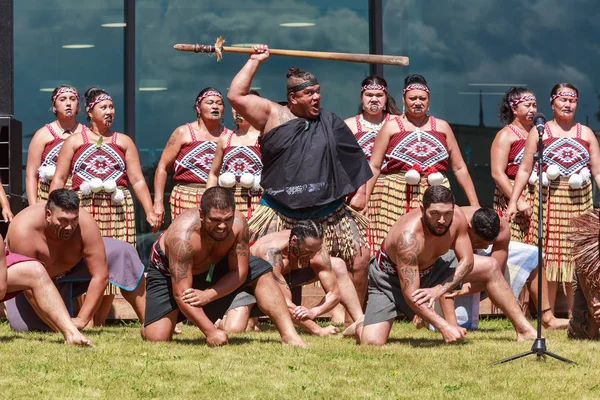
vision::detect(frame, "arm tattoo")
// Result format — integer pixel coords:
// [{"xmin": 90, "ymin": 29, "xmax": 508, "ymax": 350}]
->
[
  {"xmin": 320, "ymin": 249, "xmax": 332, "ymax": 271},
  {"xmin": 442, "ymin": 258, "xmax": 473, "ymax": 292},
  {"xmin": 396, "ymin": 231, "xmax": 421, "ymax": 291},
  {"xmin": 165, "ymin": 130, "xmax": 179, "ymax": 148},
  {"xmin": 229, "ymin": 217, "xmax": 249, "ymax": 258},
  {"xmin": 266, "ymin": 247, "xmax": 284, "ymax": 269},
  {"xmin": 168, "ymin": 237, "xmax": 195, "ymax": 284},
  {"xmin": 276, "ymin": 104, "xmax": 295, "ymax": 124}
]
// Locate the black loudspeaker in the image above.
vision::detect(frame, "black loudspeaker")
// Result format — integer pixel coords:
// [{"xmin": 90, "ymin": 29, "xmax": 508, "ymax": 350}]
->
[
  {"xmin": 0, "ymin": 117, "xmax": 23, "ymax": 236},
  {"xmin": 0, "ymin": 0, "xmax": 13, "ymax": 117}
]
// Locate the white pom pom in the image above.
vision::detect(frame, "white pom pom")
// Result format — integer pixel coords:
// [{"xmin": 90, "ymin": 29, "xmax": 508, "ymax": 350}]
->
[
  {"xmin": 239, "ymin": 172, "xmax": 255, "ymax": 188},
  {"xmin": 38, "ymin": 166, "xmax": 47, "ymax": 182},
  {"xmin": 528, "ymin": 172, "xmax": 538, "ymax": 185},
  {"xmin": 218, "ymin": 172, "xmax": 236, "ymax": 188},
  {"xmin": 546, "ymin": 165, "xmax": 561, "ymax": 180},
  {"xmin": 80, "ymin": 182, "xmax": 92, "ymax": 195},
  {"xmin": 580, "ymin": 167, "xmax": 591, "ymax": 181},
  {"xmin": 568, "ymin": 173, "xmax": 584, "ymax": 189},
  {"xmin": 103, "ymin": 179, "xmax": 117, "ymax": 193},
  {"xmin": 405, "ymin": 169, "xmax": 421, "ymax": 185},
  {"xmin": 427, "ymin": 172, "xmax": 444, "ymax": 186},
  {"xmin": 90, "ymin": 177, "xmax": 103, "ymax": 193},
  {"xmin": 541, "ymin": 172, "xmax": 549, "ymax": 187},
  {"xmin": 44, "ymin": 165, "xmax": 56, "ymax": 180},
  {"xmin": 252, "ymin": 174, "xmax": 262, "ymax": 192},
  {"xmin": 111, "ymin": 188, "xmax": 125, "ymax": 204}
]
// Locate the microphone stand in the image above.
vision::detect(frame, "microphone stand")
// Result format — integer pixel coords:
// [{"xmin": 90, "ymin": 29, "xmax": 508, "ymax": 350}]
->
[{"xmin": 493, "ymin": 122, "xmax": 576, "ymax": 365}]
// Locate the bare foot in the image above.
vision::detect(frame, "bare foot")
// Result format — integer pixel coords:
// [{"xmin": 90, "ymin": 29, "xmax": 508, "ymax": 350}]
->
[
  {"xmin": 330, "ymin": 304, "xmax": 346, "ymax": 325},
  {"xmin": 543, "ymin": 317, "xmax": 569, "ymax": 330},
  {"xmin": 246, "ymin": 317, "xmax": 261, "ymax": 332},
  {"xmin": 316, "ymin": 325, "xmax": 340, "ymax": 336},
  {"xmin": 282, "ymin": 337, "xmax": 309, "ymax": 348},
  {"xmin": 411, "ymin": 315, "xmax": 428, "ymax": 330},
  {"xmin": 174, "ymin": 322, "xmax": 183, "ymax": 335},
  {"xmin": 65, "ymin": 332, "xmax": 93, "ymax": 347},
  {"xmin": 342, "ymin": 315, "xmax": 364, "ymax": 338},
  {"xmin": 516, "ymin": 328, "xmax": 537, "ymax": 342}
]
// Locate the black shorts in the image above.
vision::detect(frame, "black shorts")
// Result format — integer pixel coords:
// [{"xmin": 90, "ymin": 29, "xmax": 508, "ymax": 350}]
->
[{"xmin": 144, "ymin": 255, "xmax": 272, "ymax": 327}]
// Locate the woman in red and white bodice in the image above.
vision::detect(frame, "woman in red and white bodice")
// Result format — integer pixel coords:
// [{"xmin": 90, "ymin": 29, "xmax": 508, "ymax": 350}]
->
[
  {"xmin": 26, "ymin": 86, "xmax": 86, "ymax": 204},
  {"xmin": 207, "ymin": 97, "xmax": 262, "ymax": 221},
  {"xmin": 153, "ymin": 87, "xmax": 231, "ymax": 224},
  {"xmin": 507, "ymin": 83, "xmax": 600, "ymax": 314},
  {"xmin": 491, "ymin": 87, "xmax": 537, "ymax": 243},
  {"xmin": 365, "ymin": 74, "xmax": 479, "ymax": 251},
  {"xmin": 51, "ymin": 87, "xmax": 159, "ymax": 245}
]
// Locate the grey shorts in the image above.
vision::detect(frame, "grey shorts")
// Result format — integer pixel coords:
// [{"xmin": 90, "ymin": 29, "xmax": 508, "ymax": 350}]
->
[
  {"xmin": 144, "ymin": 255, "xmax": 272, "ymax": 326},
  {"xmin": 226, "ymin": 267, "xmax": 317, "ymax": 318},
  {"xmin": 364, "ymin": 250, "xmax": 457, "ymax": 326}
]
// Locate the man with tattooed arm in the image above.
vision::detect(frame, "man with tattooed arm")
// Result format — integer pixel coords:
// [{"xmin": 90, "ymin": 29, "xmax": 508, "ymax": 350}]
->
[
  {"xmin": 143, "ymin": 187, "xmax": 307, "ymax": 347},
  {"xmin": 360, "ymin": 186, "xmax": 536, "ymax": 345},
  {"xmin": 220, "ymin": 220, "xmax": 364, "ymax": 336}
]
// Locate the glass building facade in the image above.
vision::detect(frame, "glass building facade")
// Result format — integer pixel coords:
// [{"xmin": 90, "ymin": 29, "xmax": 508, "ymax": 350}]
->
[{"xmin": 12, "ymin": 0, "xmax": 600, "ymax": 258}]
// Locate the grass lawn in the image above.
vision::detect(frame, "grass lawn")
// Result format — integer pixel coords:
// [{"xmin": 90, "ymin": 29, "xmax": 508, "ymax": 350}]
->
[{"xmin": 0, "ymin": 318, "xmax": 599, "ymax": 399}]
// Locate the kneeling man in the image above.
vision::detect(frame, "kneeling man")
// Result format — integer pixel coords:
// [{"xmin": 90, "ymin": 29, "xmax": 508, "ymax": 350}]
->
[
  {"xmin": 143, "ymin": 187, "xmax": 306, "ymax": 347},
  {"xmin": 221, "ymin": 220, "xmax": 364, "ymax": 336},
  {"xmin": 360, "ymin": 186, "xmax": 536, "ymax": 345},
  {"xmin": 5, "ymin": 189, "xmax": 146, "ymax": 332}
]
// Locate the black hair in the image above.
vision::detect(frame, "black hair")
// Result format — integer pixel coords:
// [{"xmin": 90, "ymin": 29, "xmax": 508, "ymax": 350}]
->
[
  {"xmin": 358, "ymin": 75, "xmax": 402, "ymax": 115},
  {"xmin": 286, "ymin": 67, "xmax": 318, "ymax": 94},
  {"xmin": 471, "ymin": 207, "xmax": 501, "ymax": 242},
  {"xmin": 289, "ymin": 220, "xmax": 324, "ymax": 250},
  {"xmin": 404, "ymin": 74, "xmax": 428, "ymax": 90},
  {"xmin": 498, "ymin": 87, "xmax": 534, "ymax": 125},
  {"xmin": 550, "ymin": 83, "xmax": 578, "ymax": 104},
  {"xmin": 200, "ymin": 187, "xmax": 235, "ymax": 214},
  {"xmin": 422, "ymin": 186, "xmax": 454, "ymax": 210},
  {"xmin": 46, "ymin": 189, "xmax": 80, "ymax": 212},
  {"xmin": 84, "ymin": 87, "xmax": 110, "ymax": 122}
]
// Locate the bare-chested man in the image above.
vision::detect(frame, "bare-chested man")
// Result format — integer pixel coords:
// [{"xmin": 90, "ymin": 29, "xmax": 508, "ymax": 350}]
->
[
  {"xmin": 445, "ymin": 206, "xmax": 568, "ymax": 330},
  {"xmin": 220, "ymin": 220, "xmax": 364, "ymax": 336},
  {"xmin": 227, "ymin": 45, "xmax": 373, "ymax": 307},
  {"xmin": 360, "ymin": 186, "xmax": 537, "ymax": 345},
  {"xmin": 143, "ymin": 187, "xmax": 306, "ymax": 347},
  {"xmin": 5, "ymin": 189, "xmax": 146, "ymax": 333},
  {"xmin": 0, "ymin": 234, "xmax": 90, "ymax": 345}
]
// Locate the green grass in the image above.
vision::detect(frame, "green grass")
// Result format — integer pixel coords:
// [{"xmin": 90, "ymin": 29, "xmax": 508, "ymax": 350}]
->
[{"xmin": 0, "ymin": 318, "xmax": 599, "ymax": 399}]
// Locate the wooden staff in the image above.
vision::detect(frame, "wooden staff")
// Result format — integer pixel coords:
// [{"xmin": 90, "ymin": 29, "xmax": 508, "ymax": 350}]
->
[{"xmin": 174, "ymin": 36, "xmax": 409, "ymax": 66}]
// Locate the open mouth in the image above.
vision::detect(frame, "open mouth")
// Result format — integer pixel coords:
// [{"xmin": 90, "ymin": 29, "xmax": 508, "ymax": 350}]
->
[
  {"xmin": 235, "ymin": 114, "xmax": 244, "ymax": 122},
  {"xmin": 210, "ymin": 110, "xmax": 221, "ymax": 117}
]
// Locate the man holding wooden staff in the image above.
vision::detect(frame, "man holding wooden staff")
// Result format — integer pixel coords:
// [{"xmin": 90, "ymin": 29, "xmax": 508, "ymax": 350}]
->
[{"xmin": 227, "ymin": 45, "xmax": 373, "ymax": 312}]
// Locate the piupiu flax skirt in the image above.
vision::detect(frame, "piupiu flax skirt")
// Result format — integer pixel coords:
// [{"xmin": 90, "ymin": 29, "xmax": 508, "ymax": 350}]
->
[
  {"xmin": 532, "ymin": 177, "xmax": 592, "ymax": 283},
  {"xmin": 249, "ymin": 203, "xmax": 368, "ymax": 268},
  {"xmin": 229, "ymin": 186, "xmax": 262, "ymax": 221},
  {"xmin": 78, "ymin": 187, "xmax": 136, "ymax": 295},
  {"xmin": 493, "ymin": 181, "xmax": 535, "ymax": 244},
  {"xmin": 169, "ymin": 183, "xmax": 206, "ymax": 221},
  {"xmin": 369, "ymin": 172, "xmax": 450, "ymax": 252},
  {"xmin": 37, "ymin": 177, "xmax": 72, "ymax": 202}
]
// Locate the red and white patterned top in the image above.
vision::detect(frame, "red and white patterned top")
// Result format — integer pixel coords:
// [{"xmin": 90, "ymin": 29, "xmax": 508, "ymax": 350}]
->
[
  {"xmin": 40, "ymin": 124, "xmax": 86, "ymax": 168},
  {"xmin": 172, "ymin": 123, "xmax": 230, "ymax": 184},
  {"xmin": 220, "ymin": 131, "xmax": 262, "ymax": 179},
  {"xmin": 505, "ymin": 124, "xmax": 527, "ymax": 179},
  {"xmin": 541, "ymin": 123, "xmax": 590, "ymax": 175},
  {"xmin": 381, "ymin": 116, "xmax": 449, "ymax": 174},
  {"xmin": 70, "ymin": 131, "xmax": 127, "ymax": 190},
  {"xmin": 353, "ymin": 114, "xmax": 393, "ymax": 162}
]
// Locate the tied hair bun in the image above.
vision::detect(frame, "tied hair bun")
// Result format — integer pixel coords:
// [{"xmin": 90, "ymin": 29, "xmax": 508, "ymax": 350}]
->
[{"xmin": 287, "ymin": 67, "xmax": 301, "ymax": 78}]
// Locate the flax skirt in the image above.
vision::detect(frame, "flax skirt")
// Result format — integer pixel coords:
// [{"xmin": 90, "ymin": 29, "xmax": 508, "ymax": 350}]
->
[
  {"xmin": 169, "ymin": 183, "xmax": 206, "ymax": 221},
  {"xmin": 532, "ymin": 177, "xmax": 592, "ymax": 283},
  {"xmin": 493, "ymin": 181, "xmax": 535, "ymax": 244},
  {"xmin": 369, "ymin": 172, "xmax": 450, "ymax": 252}
]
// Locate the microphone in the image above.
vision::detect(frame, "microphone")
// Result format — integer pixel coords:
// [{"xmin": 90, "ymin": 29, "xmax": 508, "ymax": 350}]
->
[{"xmin": 533, "ymin": 113, "xmax": 546, "ymax": 134}]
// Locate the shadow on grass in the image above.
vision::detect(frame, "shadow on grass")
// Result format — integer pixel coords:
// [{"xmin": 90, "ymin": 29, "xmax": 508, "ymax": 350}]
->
[
  {"xmin": 174, "ymin": 336, "xmax": 277, "ymax": 346},
  {"xmin": 387, "ymin": 337, "xmax": 469, "ymax": 347}
]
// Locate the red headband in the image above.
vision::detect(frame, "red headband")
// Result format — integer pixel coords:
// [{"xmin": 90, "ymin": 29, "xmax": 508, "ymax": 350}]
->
[
  {"xmin": 509, "ymin": 94, "xmax": 536, "ymax": 107},
  {"xmin": 550, "ymin": 90, "xmax": 578, "ymax": 103},
  {"xmin": 361, "ymin": 84, "xmax": 387, "ymax": 92},
  {"xmin": 52, "ymin": 87, "xmax": 79, "ymax": 104},
  {"xmin": 197, "ymin": 91, "xmax": 222, "ymax": 104},
  {"xmin": 403, "ymin": 83, "xmax": 430, "ymax": 94},
  {"xmin": 86, "ymin": 94, "xmax": 112, "ymax": 112}
]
